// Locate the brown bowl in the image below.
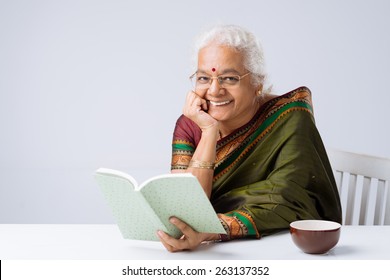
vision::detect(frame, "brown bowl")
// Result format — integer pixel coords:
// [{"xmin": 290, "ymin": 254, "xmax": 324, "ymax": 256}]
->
[{"xmin": 290, "ymin": 220, "xmax": 341, "ymax": 254}]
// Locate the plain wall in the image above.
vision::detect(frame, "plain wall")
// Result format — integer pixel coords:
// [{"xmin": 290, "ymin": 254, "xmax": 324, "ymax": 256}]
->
[{"xmin": 1, "ymin": 0, "xmax": 389, "ymax": 223}]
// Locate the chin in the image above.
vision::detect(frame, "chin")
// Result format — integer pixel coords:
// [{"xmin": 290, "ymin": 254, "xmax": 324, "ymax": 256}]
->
[{"xmin": 209, "ymin": 111, "xmax": 230, "ymax": 122}]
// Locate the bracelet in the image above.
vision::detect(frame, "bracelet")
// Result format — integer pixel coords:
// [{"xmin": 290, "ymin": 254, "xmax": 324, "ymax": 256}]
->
[{"xmin": 188, "ymin": 159, "xmax": 215, "ymax": 169}]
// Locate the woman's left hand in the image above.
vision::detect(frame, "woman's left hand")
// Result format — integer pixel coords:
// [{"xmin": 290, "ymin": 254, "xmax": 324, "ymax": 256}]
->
[{"xmin": 157, "ymin": 217, "xmax": 219, "ymax": 252}]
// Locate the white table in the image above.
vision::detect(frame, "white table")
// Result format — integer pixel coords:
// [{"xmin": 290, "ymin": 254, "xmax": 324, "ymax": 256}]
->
[{"xmin": 0, "ymin": 224, "xmax": 389, "ymax": 260}]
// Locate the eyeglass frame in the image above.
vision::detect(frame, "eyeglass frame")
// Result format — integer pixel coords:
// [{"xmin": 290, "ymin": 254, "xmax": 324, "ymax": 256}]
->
[{"xmin": 189, "ymin": 71, "xmax": 251, "ymax": 90}]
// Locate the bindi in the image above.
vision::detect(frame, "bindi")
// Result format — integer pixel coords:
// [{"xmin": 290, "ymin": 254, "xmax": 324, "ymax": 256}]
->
[{"xmin": 211, "ymin": 68, "xmax": 216, "ymax": 72}]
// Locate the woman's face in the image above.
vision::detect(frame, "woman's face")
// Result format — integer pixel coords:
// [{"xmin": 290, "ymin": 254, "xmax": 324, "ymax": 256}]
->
[{"xmin": 196, "ymin": 44, "xmax": 260, "ymax": 129}]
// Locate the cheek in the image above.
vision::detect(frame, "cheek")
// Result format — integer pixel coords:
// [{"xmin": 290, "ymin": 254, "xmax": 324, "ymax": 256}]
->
[
  {"xmin": 234, "ymin": 91, "xmax": 257, "ymax": 107},
  {"xmin": 196, "ymin": 89, "xmax": 208, "ymax": 98}
]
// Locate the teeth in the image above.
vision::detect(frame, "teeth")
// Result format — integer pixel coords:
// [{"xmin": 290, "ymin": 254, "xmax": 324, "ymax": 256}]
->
[{"xmin": 209, "ymin": 100, "xmax": 231, "ymax": 106}]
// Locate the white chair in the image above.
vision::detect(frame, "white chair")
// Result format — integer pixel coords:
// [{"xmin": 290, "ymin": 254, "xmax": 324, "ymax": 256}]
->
[{"xmin": 327, "ymin": 148, "xmax": 390, "ymax": 225}]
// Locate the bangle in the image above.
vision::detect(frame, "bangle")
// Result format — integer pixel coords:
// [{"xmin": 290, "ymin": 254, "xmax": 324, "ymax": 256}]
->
[{"xmin": 188, "ymin": 159, "xmax": 215, "ymax": 169}]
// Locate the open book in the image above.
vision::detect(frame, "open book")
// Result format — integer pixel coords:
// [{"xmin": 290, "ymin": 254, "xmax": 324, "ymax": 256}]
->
[{"xmin": 95, "ymin": 168, "xmax": 226, "ymax": 241}]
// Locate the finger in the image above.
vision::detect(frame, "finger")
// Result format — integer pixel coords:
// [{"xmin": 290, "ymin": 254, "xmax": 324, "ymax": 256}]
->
[
  {"xmin": 188, "ymin": 90, "xmax": 204, "ymax": 103},
  {"xmin": 191, "ymin": 89, "xmax": 202, "ymax": 98},
  {"xmin": 169, "ymin": 217, "xmax": 195, "ymax": 237},
  {"xmin": 184, "ymin": 91, "xmax": 202, "ymax": 114},
  {"xmin": 193, "ymin": 98, "xmax": 209, "ymax": 115},
  {"xmin": 192, "ymin": 88, "xmax": 206, "ymax": 98},
  {"xmin": 157, "ymin": 230, "xmax": 187, "ymax": 251},
  {"xmin": 186, "ymin": 90, "xmax": 197, "ymax": 103},
  {"xmin": 188, "ymin": 91, "xmax": 206, "ymax": 108},
  {"xmin": 157, "ymin": 231, "xmax": 179, "ymax": 252},
  {"xmin": 201, "ymin": 99, "xmax": 208, "ymax": 111}
]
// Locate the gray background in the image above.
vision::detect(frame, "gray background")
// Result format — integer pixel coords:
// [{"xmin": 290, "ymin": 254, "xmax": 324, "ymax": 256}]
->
[{"xmin": 1, "ymin": 0, "xmax": 389, "ymax": 223}]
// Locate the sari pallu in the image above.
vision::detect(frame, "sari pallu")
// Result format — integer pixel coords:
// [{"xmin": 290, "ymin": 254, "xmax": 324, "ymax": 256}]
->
[{"xmin": 171, "ymin": 87, "xmax": 342, "ymax": 239}]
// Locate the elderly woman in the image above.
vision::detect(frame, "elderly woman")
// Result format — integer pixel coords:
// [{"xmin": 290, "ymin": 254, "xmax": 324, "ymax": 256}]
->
[{"xmin": 157, "ymin": 24, "xmax": 341, "ymax": 252}]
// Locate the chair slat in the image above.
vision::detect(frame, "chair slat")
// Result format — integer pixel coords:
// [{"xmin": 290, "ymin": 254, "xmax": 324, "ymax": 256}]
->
[
  {"xmin": 364, "ymin": 177, "xmax": 378, "ymax": 225},
  {"xmin": 327, "ymin": 148, "xmax": 390, "ymax": 226},
  {"xmin": 375, "ymin": 179, "xmax": 386, "ymax": 225},
  {"xmin": 383, "ymin": 181, "xmax": 390, "ymax": 225}
]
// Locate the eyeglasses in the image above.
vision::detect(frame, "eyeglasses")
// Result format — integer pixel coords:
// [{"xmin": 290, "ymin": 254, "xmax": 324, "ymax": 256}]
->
[{"xmin": 189, "ymin": 72, "xmax": 250, "ymax": 91}]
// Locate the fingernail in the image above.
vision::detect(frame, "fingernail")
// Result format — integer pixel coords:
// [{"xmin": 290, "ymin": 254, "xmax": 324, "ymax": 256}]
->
[
  {"xmin": 169, "ymin": 217, "xmax": 177, "ymax": 224},
  {"xmin": 157, "ymin": 230, "xmax": 164, "ymax": 237}
]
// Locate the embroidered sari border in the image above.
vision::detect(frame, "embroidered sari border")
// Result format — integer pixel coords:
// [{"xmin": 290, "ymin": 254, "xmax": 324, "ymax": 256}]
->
[
  {"xmin": 216, "ymin": 87, "xmax": 312, "ymax": 149},
  {"xmin": 214, "ymin": 100, "xmax": 313, "ymax": 181},
  {"xmin": 225, "ymin": 210, "xmax": 260, "ymax": 238},
  {"xmin": 172, "ymin": 141, "xmax": 195, "ymax": 152}
]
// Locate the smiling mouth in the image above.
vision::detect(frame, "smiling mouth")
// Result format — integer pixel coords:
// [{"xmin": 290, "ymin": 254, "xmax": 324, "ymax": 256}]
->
[{"xmin": 208, "ymin": 100, "xmax": 232, "ymax": 106}]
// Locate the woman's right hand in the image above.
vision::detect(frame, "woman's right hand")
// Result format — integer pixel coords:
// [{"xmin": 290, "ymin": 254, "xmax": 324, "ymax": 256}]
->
[
  {"xmin": 183, "ymin": 90, "xmax": 218, "ymax": 131},
  {"xmin": 182, "ymin": 91, "xmax": 219, "ymax": 197}
]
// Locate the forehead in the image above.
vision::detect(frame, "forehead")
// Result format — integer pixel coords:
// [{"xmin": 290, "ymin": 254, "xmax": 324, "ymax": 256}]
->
[{"xmin": 197, "ymin": 45, "xmax": 245, "ymax": 73}]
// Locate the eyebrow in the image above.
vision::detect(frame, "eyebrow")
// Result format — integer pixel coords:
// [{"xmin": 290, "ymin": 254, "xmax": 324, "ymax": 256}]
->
[{"xmin": 197, "ymin": 68, "xmax": 241, "ymax": 75}]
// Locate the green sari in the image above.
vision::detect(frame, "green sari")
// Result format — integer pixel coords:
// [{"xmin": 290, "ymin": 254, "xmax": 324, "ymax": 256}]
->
[{"xmin": 171, "ymin": 87, "xmax": 342, "ymax": 239}]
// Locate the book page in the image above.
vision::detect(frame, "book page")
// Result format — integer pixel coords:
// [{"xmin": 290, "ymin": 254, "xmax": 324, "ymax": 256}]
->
[
  {"xmin": 140, "ymin": 174, "xmax": 226, "ymax": 238},
  {"xmin": 95, "ymin": 171, "xmax": 166, "ymax": 241}
]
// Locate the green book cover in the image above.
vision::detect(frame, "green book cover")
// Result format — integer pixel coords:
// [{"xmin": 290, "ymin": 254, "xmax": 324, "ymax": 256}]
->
[{"xmin": 95, "ymin": 168, "xmax": 226, "ymax": 241}]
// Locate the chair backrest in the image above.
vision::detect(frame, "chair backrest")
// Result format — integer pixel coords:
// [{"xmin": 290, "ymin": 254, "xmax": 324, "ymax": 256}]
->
[{"xmin": 327, "ymin": 148, "xmax": 390, "ymax": 225}]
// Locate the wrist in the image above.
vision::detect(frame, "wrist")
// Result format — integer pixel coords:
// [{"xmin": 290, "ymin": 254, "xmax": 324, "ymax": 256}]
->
[
  {"xmin": 202, "ymin": 233, "xmax": 221, "ymax": 243},
  {"xmin": 200, "ymin": 121, "xmax": 218, "ymax": 132},
  {"xmin": 200, "ymin": 123, "xmax": 219, "ymax": 140}
]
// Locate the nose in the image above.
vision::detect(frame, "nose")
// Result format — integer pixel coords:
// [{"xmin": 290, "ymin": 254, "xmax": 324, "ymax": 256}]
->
[{"xmin": 207, "ymin": 78, "xmax": 224, "ymax": 96}]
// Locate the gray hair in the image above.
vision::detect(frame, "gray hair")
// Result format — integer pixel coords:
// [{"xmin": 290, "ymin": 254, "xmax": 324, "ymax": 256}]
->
[{"xmin": 192, "ymin": 24, "xmax": 269, "ymax": 91}]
